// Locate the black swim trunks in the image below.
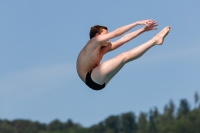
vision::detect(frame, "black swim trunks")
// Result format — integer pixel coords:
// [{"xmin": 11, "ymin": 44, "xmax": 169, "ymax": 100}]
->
[{"xmin": 85, "ymin": 70, "xmax": 105, "ymax": 90}]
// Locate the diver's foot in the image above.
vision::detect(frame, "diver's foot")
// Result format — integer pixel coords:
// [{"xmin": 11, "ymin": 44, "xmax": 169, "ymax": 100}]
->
[{"xmin": 153, "ymin": 26, "xmax": 170, "ymax": 45}]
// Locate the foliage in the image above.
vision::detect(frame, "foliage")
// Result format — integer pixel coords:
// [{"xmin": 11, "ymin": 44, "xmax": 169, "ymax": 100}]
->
[{"xmin": 1, "ymin": 92, "xmax": 200, "ymax": 133}]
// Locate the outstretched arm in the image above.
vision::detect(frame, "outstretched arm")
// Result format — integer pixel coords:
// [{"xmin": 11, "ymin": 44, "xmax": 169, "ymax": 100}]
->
[
  {"xmin": 108, "ymin": 20, "xmax": 158, "ymax": 51},
  {"xmin": 93, "ymin": 20, "xmax": 153, "ymax": 43}
]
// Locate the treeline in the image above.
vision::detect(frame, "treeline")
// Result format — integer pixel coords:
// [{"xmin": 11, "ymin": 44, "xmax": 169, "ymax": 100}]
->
[{"xmin": 1, "ymin": 92, "xmax": 200, "ymax": 133}]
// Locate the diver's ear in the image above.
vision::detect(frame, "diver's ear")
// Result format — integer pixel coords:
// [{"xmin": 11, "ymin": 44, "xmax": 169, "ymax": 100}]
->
[{"xmin": 95, "ymin": 33, "xmax": 100, "ymax": 37}]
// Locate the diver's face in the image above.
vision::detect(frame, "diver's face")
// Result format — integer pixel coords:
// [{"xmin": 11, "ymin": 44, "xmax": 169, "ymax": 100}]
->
[
  {"xmin": 100, "ymin": 29, "xmax": 108, "ymax": 35},
  {"xmin": 100, "ymin": 29, "xmax": 110, "ymax": 45}
]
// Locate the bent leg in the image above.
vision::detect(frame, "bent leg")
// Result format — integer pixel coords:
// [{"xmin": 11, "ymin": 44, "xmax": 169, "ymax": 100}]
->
[
  {"xmin": 91, "ymin": 53, "xmax": 127, "ymax": 85},
  {"xmin": 91, "ymin": 26, "xmax": 170, "ymax": 85},
  {"xmin": 91, "ymin": 39, "xmax": 155, "ymax": 85}
]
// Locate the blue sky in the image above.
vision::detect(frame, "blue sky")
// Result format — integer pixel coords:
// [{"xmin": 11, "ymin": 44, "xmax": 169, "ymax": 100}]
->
[{"xmin": 0, "ymin": 0, "xmax": 200, "ymax": 127}]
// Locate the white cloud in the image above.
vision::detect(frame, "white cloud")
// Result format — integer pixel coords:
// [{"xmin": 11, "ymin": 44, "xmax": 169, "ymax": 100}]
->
[{"xmin": 0, "ymin": 63, "xmax": 76, "ymax": 99}]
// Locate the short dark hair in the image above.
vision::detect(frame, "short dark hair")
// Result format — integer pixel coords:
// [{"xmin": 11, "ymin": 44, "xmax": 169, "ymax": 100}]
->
[{"xmin": 89, "ymin": 25, "xmax": 108, "ymax": 39}]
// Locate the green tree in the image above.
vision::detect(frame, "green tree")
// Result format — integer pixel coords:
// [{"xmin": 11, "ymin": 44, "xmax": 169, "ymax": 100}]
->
[
  {"xmin": 0, "ymin": 120, "xmax": 14, "ymax": 133},
  {"xmin": 63, "ymin": 119, "xmax": 81, "ymax": 130},
  {"xmin": 177, "ymin": 99, "xmax": 190, "ymax": 118},
  {"xmin": 104, "ymin": 115, "xmax": 120, "ymax": 133},
  {"xmin": 47, "ymin": 119, "xmax": 63, "ymax": 131},
  {"xmin": 121, "ymin": 112, "xmax": 137, "ymax": 133},
  {"xmin": 148, "ymin": 109, "xmax": 157, "ymax": 133},
  {"xmin": 12, "ymin": 119, "xmax": 45, "ymax": 133},
  {"xmin": 88, "ymin": 122, "xmax": 105, "ymax": 133},
  {"xmin": 153, "ymin": 107, "xmax": 159, "ymax": 119},
  {"xmin": 194, "ymin": 91, "xmax": 199, "ymax": 108},
  {"xmin": 163, "ymin": 100, "xmax": 175, "ymax": 122},
  {"xmin": 137, "ymin": 112, "xmax": 147, "ymax": 133}
]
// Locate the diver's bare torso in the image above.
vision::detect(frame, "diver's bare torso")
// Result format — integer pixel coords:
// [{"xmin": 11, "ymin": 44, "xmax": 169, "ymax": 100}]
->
[{"xmin": 76, "ymin": 39, "xmax": 111, "ymax": 83}]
